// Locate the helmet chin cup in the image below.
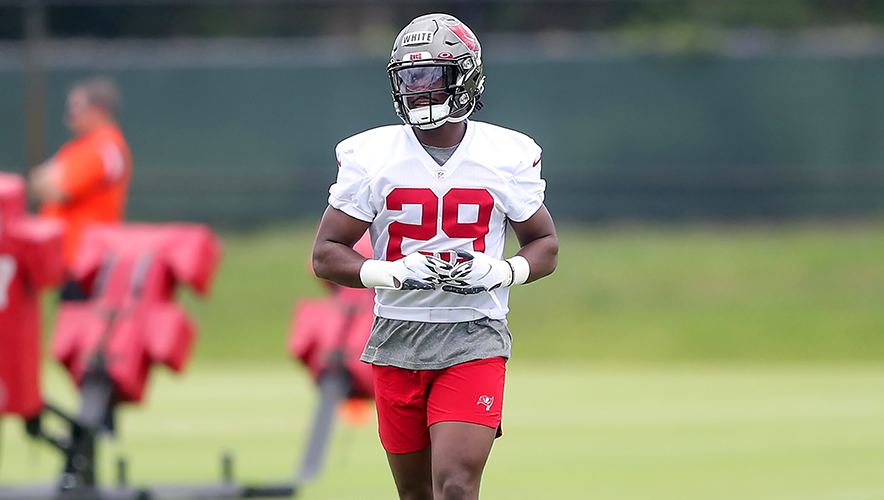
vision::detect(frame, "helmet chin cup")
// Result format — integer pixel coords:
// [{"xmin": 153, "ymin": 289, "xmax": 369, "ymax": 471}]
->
[{"xmin": 406, "ymin": 101, "xmax": 453, "ymax": 129}]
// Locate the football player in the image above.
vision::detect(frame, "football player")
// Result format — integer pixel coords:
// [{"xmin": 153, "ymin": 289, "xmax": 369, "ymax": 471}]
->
[{"xmin": 312, "ymin": 13, "xmax": 558, "ymax": 500}]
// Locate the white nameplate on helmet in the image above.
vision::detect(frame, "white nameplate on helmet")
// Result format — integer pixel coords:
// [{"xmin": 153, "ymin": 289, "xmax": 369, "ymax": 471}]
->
[
  {"xmin": 402, "ymin": 31, "xmax": 434, "ymax": 46},
  {"xmin": 404, "ymin": 51, "xmax": 432, "ymax": 61}
]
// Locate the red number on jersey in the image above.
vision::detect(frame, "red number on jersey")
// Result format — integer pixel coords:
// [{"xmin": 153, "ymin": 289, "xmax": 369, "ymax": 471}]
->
[
  {"xmin": 442, "ymin": 188, "xmax": 493, "ymax": 253},
  {"xmin": 386, "ymin": 188, "xmax": 493, "ymax": 260},
  {"xmin": 386, "ymin": 188, "xmax": 438, "ymax": 261}
]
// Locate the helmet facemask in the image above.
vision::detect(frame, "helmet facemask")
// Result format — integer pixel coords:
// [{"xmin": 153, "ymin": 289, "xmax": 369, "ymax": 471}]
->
[{"xmin": 389, "ymin": 59, "xmax": 476, "ymax": 130}]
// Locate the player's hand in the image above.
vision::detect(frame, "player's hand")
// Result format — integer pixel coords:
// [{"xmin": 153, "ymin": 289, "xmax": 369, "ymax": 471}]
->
[
  {"xmin": 393, "ymin": 252, "xmax": 447, "ymax": 290},
  {"xmin": 360, "ymin": 253, "xmax": 454, "ymax": 290},
  {"xmin": 441, "ymin": 250, "xmax": 515, "ymax": 295}
]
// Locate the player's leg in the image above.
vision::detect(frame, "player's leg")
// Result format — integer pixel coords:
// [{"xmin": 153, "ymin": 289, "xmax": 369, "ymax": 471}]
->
[
  {"xmin": 373, "ymin": 364, "xmax": 435, "ymax": 500},
  {"xmin": 426, "ymin": 357, "xmax": 507, "ymax": 500},
  {"xmin": 386, "ymin": 447, "xmax": 433, "ymax": 500},
  {"xmin": 429, "ymin": 421, "xmax": 496, "ymax": 500}
]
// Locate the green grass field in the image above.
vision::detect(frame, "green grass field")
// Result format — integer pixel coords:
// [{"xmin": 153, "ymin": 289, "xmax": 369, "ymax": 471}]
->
[
  {"xmin": 181, "ymin": 221, "xmax": 884, "ymax": 364},
  {"xmin": 3, "ymin": 363, "xmax": 884, "ymax": 499},
  {"xmin": 2, "ymin": 222, "xmax": 884, "ymax": 498}
]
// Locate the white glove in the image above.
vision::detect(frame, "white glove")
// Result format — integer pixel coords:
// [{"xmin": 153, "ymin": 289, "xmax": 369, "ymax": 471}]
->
[
  {"xmin": 359, "ymin": 252, "xmax": 454, "ymax": 290},
  {"xmin": 441, "ymin": 250, "xmax": 530, "ymax": 295}
]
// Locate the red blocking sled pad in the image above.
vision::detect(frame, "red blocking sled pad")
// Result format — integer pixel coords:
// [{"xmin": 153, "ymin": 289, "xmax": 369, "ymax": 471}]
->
[
  {"xmin": 51, "ymin": 224, "xmax": 222, "ymax": 404},
  {"xmin": 0, "ymin": 173, "xmax": 66, "ymax": 419},
  {"xmin": 288, "ymin": 234, "xmax": 375, "ymax": 399}
]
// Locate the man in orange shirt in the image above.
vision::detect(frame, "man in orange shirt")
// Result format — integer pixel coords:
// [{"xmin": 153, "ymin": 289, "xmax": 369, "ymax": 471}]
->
[{"xmin": 29, "ymin": 77, "xmax": 132, "ymax": 300}]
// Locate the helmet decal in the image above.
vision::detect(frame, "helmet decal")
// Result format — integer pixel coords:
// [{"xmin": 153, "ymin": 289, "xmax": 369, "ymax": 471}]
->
[
  {"xmin": 403, "ymin": 51, "xmax": 432, "ymax": 61},
  {"xmin": 446, "ymin": 23, "xmax": 479, "ymax": 52},
  {"xmin": 402, "ymin": 31, "xmax": 434, "ymax": 46},
  {"xmin": 437, "ymin": 52, "xmax": 454, "ymax": 59}
]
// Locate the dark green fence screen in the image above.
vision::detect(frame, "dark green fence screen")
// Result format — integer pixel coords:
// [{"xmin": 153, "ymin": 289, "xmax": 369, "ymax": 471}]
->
[{"xmin": 2, "ymin": 54, "xmax": 883, "ymax": 224}]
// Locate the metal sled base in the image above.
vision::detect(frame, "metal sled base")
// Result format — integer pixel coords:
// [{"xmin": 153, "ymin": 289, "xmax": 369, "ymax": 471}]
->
[
  {"xmin": 0, "ymin": 351, "xmax": 355, "ymax": 500},
  {"xmin": 0, "ymin": 359, "xmax": 300, "ymax": 500}
]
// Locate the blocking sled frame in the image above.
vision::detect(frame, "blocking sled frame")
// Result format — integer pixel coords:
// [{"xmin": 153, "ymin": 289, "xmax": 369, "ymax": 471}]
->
[{"xmin": 0, "ymin": 213, "xmax": 371, "ymax": 500}]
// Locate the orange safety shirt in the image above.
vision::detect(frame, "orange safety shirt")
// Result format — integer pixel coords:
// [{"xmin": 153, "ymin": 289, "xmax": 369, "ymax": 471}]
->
[{"xmin": 40, "ymin": 124, "xmax": 132, "ymax": 266}]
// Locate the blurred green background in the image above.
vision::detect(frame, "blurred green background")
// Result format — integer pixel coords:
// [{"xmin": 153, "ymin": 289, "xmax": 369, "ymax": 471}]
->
[
  {"xmin": 183, "ymin": 223, "xmax": 884, "ymax": 365},
  {"xmin": 2, "ymin": 1, "xmax": 884, "ymax": 499}
]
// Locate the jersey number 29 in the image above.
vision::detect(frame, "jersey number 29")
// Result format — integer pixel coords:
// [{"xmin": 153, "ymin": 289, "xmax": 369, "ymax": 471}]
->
[{"xmin": 386, "ymin": 187, "xmax": 493, "ymax": 261}]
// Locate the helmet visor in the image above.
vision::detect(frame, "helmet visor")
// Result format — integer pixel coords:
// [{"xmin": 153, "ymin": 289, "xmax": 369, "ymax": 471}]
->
[
  {"xmin": 395, "ymin": 65, "xmax": 459, "ymax": 93},
  {"xmin": 398, "ymin": 66, "xmax": 444, "ymax": 92}
]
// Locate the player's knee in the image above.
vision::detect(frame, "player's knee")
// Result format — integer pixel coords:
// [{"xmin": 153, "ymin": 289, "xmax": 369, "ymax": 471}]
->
[
  {"xmin": 436, "ymin": 480, "xmax": 477, "ymax": 500},
  {"xmin": 434, "ymin": 467, "xmax": 480, "ymax": 500}
]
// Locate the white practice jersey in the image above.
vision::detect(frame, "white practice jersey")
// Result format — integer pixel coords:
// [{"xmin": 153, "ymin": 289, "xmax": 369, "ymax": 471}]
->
[{"xmin": 329, "ymin": 120, "xmax": 545, "ymax": 323}]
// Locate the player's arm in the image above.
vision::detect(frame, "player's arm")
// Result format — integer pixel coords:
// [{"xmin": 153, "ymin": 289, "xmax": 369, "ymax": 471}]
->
[
  {"xmin": 510, "ymin": 203, "xmax": 558, "ymax": 283},
  {"xmin": 313, "ymin": 207, "xmax": 445, "ymax": 290},
  {"xmin": 442, "ymin": 204, "xmax": 557, "ymax": 295},
  {"xmin": 34, "ymin": 142, "xmax": 125, "ymax": 205},
  {"xmin": 312, "ymin": 207, "xmax": 372, "ymax": 288},
  {"xmin": 28, "ymin": 159, "xmax": 67, "ymax": 204}
]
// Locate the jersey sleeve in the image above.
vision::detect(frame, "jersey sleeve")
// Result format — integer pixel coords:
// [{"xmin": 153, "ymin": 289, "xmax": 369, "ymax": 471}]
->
[
  {"xmin": 505, "ymin": 141, "xmax": 546, "ymax": 222},
  {"xmin": 327, "ymin": 144, "xmax": 375, "ymax": 222},
  {"xmin": 57, "ymin": 140, "xmax": 125, "ymax": 200}
]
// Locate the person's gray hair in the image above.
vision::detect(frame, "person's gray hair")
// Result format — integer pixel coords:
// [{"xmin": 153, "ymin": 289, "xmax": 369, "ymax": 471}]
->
[{"xmin": 71, "ymin": 77, "xmax": 121, "ymax": 116}]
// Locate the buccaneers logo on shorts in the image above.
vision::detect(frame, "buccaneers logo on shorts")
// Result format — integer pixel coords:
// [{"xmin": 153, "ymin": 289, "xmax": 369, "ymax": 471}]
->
[{"xmin": 476, "ymin": 395, "xmax": 494, "ymax": 411}]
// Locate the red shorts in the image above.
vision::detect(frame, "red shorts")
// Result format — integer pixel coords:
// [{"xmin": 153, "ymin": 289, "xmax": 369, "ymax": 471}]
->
[{"xmin": 372, "ymin": 357, "xmax": 506, "ymax": 454}]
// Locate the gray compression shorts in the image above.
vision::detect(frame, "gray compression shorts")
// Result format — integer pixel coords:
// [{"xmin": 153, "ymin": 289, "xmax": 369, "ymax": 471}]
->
[{"xmin": 360, "ymin": 316, "xmax": 513, "ymax": 371}]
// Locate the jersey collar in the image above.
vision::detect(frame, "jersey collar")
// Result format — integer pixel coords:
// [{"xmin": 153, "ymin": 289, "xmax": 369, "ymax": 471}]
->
[{"xmin": 405, "ymin": 120, "xmax": 475, "ymax": 181}]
